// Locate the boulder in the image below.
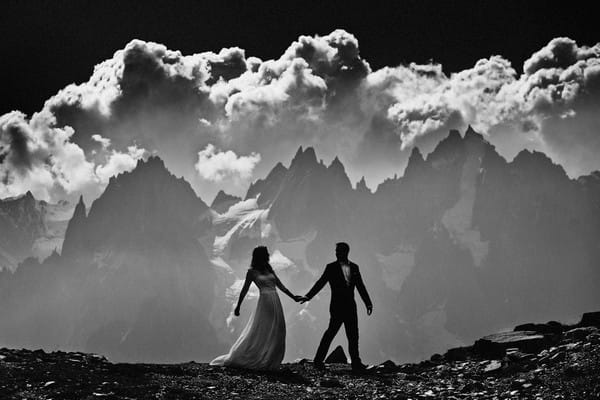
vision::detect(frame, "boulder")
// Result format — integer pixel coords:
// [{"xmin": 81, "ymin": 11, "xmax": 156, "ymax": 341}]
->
[
  {"xmin": 564, "ymin": 327, "xmax": 598, "ymax": 341},
  {"xmin": 474, "ymin": 331, "xmax": 553, "ymax": 358},
  {"xmin": 506, "ymin": 349, "xmax": 534, "ymax": 363},
  {"xmin": 444, "ymin": 346, "xmax": 471, "ymax": 361},
  {"xmin": 514, "ymin": 321, "xmax": 565, "ymax": 335},
  {"xmin": 577, "ymin": 312, "xmax": 600, "ymax": 328},
  {"xmin": 324, "ymin": 345, "xmax": 348, "ymax": 364},
  {"xmin": 377, "ymin": 360, "xmax": 397, "ymax": 371}
]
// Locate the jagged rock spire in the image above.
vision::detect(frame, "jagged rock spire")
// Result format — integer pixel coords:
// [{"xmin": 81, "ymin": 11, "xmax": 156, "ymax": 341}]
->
[
  {"xmin": 464, "ymin": 125, "xmax": 485, "ymax": 142},
  {"xmin": 211, "ymin": 190, "xmax": 241, "ymax": 213},
  {"xmin": 356, "ymin": 176, "xmax": 370, "ymax": 193},
  {"xmin": 290, "ymin": 146, "xmax": 318, "ymax": 169},
  {"xmin": 328, "ymin": 156, "xmax": 346, "ymax": 175},
  {"xmin": 327, "ymin": 155, "xmax": 352, "ymax": 189},
  {"xmin": 447, "ymin": 129, "xmax": 462, "ymax": 141},
  {"xmin": 61, "ymin": 195, "xmax": 87, "ymax": 256},
  {"xmin": 245, "ymin": 162, "xmax": 288, "ymax": 203},
  {"xmin": 403, "ymin": 146, "xmax": 427, "ymax": 179}
]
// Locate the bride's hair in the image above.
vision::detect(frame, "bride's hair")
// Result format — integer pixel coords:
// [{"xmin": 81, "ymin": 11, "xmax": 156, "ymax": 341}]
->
[{"xmin": 250, "ymin": 246, "xmax": 274, "ymax": 274}]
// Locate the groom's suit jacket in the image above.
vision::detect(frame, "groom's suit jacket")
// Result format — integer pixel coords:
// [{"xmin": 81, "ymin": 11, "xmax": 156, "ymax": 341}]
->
[{"xmin": 305, "ymin": 260, "xmax": 372, "ymax": 314}]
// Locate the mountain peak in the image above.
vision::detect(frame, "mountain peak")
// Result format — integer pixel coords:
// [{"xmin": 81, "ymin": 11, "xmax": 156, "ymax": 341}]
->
[
  {"xmin": 326, "ymin": 155, "xmax": 352, "ymax": 189},
  {"xmin": 270, "ymin": 162, "xmax": 287, "ymax": 176},
  {"xmin": 293, "ymin": 145, "xmax": 304, "ymax": 160},
  {"xmin": 290, "ymin": 146, "xmax": 318, "ymax": 169},
  {"xmin": 511, "ymin": 149, "xmax": 568, "ymax": 180},
  {"xmin": 1, "ymin": 190, "xmax": 36, "ymax": 203},
  {"xmin": 61, "ymin": 195, "xmax": 87, "ymax": 256},
  {"xmin": 245, "ymin": 161, "xmax": 289, "ymax": 203},
  {"xmin": 211, "ymin": 190, "xmax": 241, "ymax": 213},
  {"xmin": 68, "ymin": 195, "xmax": 86, "ymax": 220},
  {"xmin": 356, "ymin": 176, "xmax": 370, "ymax": 193},
  {"xmin": 328, "ymin": 156, "xmax": 344, "ymax": 170},
  {"xmin": 303, "ymin": 147, "xmax": 318, "ymax": 163},
  {"xmin": 448, "ymin": 129, "xmax": 462, "ymax": 141},
  {"xmin": 409, "ymin": 146, "xmax": 424, "ymax": 162},
  {"xmin": 512, "ymin": 149, "xmax": 550, "ymax": 165},
  {"xmin": 213, "ymin": 189, "xmax": 227, "ymax": 199},
  {"xmin": 427, "ymin": 129, "xmax": 468, "ymax": 165},
  {"xmin": 136, "ymin": 155, "xmax": 167, "ymax": 171},
  {"xmin": 403, "ymin": 146, "xmax": 427, "ymax": 179},
  {"xmin": 464, "ymin": 125, "xmax": 485, "ymax": 142}
]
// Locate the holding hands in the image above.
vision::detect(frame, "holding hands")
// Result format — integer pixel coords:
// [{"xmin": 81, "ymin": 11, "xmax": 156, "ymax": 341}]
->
[
  {"xmin": 292, "ymin": 295, "xmax": 308, "ymax": 303},
  {"xmin": 291, "ymin": 295, "xmax": 309, "ymax": 303},
  {"xmin": 292, "ymin": 295, "xmax": 309, "ymax": 303}
]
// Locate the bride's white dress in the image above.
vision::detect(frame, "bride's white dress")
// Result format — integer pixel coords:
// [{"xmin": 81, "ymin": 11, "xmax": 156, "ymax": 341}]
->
[{"xmin": 210, "ymin": 271, "xmax": 286, "ymax": 369}]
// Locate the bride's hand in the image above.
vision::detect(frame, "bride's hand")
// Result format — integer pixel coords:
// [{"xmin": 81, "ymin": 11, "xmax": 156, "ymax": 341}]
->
[
  {"xmin": 292, "ymin": 295, "xmax": 301, "ymax": 302},
  {"xmin": 234, "ymin": 306, "xmax": 240, "ymax": 316}
]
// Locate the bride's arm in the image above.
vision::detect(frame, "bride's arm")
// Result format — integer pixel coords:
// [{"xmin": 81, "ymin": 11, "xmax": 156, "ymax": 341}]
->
[
  {"xmin": 235, "ymin": 269, "xmax": 254, "ymax": 316},
  {"xmin": 273, "ymin": 273, "xmax": 298, "ymax": 301}
]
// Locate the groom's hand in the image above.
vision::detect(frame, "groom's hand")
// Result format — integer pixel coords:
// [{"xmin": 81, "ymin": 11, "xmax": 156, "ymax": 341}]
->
[
  {"xmin": 366, "ymin": 305, "xmax": 373, "ymax": 316},
  {"xmin": 299, "ymin": 296, "xmax": 309, "ymax": 304},
  {"xmin": 234, "ymin": 306, "xmax": 240, "ymax": 316}
]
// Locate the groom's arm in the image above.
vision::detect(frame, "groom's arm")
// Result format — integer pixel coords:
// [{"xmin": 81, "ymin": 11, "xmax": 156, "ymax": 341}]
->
[
  {"xmin": 304, "ymin": 265, "xmax": 329, "ymax": 300},
  {"xmin": 355, "ymin": 266, "xmax": 373, "ymax": 314}
]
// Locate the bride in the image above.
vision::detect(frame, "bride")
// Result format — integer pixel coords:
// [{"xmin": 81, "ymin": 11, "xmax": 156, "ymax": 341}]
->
[{"xmin": 210, "ymin": 246, "xmax": 300, "ymax": 370}]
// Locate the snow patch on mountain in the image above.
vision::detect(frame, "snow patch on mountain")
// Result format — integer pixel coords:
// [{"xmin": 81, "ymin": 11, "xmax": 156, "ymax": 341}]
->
[
  {"xmin": 269, "ymin": 250, "xmax": 295, "ymax": 272},
  {"xmin": 31, "ymin": 201, "xmax": 74, "ymax": 260},
  {"xmin": 272, "ymin": 231, "xmax": 318, "ymax": 274},
  {"xmin": 210, "ymin": 256, "xmax": 234, "ymax": 273},
  {"xmin": 376, "ymin": 245, "xmax": 416, "ymax": 291},
  {"xmin": 213, "ymin": 198, "xmax": 271, "ymax": 256},
  {"xmin": 441, "ymin": 140, "xmax": 489, "ymax": 267}
]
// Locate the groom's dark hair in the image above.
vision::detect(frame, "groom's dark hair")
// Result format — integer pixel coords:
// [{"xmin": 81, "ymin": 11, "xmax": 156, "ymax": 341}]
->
[{"xmin": 336, "ymin": 242, "xmax": 350, "ymax": 255}]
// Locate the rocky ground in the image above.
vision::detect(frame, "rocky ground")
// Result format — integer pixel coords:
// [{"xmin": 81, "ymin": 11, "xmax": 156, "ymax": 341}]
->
[{"xmin": 1, "ymin": 312, "xmax": 600, "ymax": 400}]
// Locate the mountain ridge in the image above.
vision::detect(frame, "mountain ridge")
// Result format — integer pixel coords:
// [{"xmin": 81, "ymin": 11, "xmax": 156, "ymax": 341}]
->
[{"xmin": 1, "ymin": 127, "xmax": 599, "ymax": 364}]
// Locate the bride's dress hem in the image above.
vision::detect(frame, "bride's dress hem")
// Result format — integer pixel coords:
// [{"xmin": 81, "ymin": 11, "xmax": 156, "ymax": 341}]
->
[{"xmin": 210, "ymin": 274, "xmax": 286, "ymax": 371}]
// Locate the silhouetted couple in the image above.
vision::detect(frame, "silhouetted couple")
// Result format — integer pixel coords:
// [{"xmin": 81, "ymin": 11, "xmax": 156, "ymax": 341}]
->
[{"xmin": 210, "ymin": 242, "xmax": 373, "ymax": 372}]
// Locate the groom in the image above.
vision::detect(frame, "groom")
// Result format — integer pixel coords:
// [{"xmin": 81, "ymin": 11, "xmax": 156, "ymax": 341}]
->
[{"xmin": 299, "ymin": 242, "xmax": 373, "ymax": 371}]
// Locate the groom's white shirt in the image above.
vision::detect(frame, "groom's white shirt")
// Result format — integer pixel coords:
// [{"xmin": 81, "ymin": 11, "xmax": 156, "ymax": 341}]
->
[{"xmin": 341, "ymin": 262, "xmax": 351, "ymax": 286}]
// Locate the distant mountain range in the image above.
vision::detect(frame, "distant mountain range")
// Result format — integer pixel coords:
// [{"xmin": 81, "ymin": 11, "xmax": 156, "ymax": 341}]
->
[
  {"xmin": 0, "ymin": 192, "xmax": 72, "ymax": 271},
  {"xmin": 1, "ymin": 127, "xmax": 599, "ymax": 363}
]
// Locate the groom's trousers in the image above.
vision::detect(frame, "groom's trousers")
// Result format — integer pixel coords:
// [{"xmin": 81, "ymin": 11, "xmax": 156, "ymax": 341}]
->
[{"xmin": 314, "ymin": 305, "xmax": 361, "ymax": 365}]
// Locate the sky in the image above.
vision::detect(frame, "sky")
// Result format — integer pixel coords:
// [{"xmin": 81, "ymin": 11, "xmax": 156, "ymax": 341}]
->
[{"xmin": 0, "ymin": 0, "xmax": 599, "ymax": 203}]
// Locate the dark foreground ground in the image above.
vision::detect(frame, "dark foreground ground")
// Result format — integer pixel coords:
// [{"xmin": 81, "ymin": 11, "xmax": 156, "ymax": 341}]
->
[{"xmin": 2, "ymin": 312, "xmax": 600, "ymax": 400}]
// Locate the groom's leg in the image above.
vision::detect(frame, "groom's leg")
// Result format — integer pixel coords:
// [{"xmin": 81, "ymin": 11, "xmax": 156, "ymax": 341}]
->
[
  {"xmin": 344, "ymin": 309, "xmax": 361, "ymax": 366},
  {"xmin": 314, "ymin": 313, "xmax": 343, "ymax": 364}
]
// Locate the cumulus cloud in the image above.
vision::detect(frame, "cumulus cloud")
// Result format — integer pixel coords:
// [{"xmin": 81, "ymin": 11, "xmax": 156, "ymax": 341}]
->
[
  {"xmin": 195, "ymin": 144, "xmax": 261, "ymax": 182},
  {"xmin": 2, "ymin": 31, "xmax": 600, "ymax": 203},
  {"xmin": 95, "ymin": 145, "xmax": 146, "ymax": 184},
  {"xmin": 92, "ymin": 134, "xmax": 111, "ymax": 149},
  {"xmin": 517, "ymin": 38, "xmax": 600, "ymax": 176},
  {"xmin": 0, "ymin": 110, "xmax": 147, "ymax": 202}
]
